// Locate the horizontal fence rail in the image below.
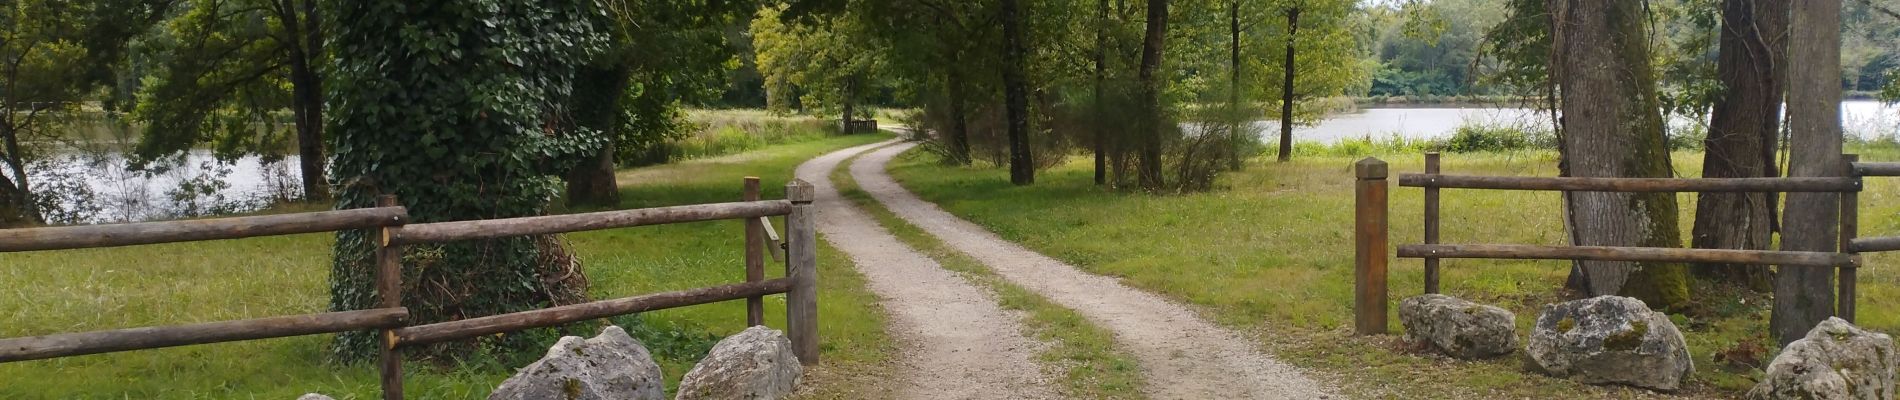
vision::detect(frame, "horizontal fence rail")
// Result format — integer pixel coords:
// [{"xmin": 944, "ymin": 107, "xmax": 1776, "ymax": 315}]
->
[
  {"xmin": 394, "ymin": 278, "xmax": 794, "ymax": 346},
  {"xmin": 1398, "ymin": 174, "xmax": 1859, "ymax": 193},
  {"xmin": 391, "ymin": 200, "xmax": 792, "ymax": 245},
  {"xmin": 1851, "ymin": 236, "xmax": 1900, "ymax": 253},
  {"xmin": 0, "ymin": 178, "xmax": 822, "ymax": 400},
  {"xmin": 1356, "ymin": 153, "xmax": 1879, "ymax": 336},
  {"xmin": 1853, "ymin": 162, "xmax": 1900, "ymax": 177},
  {"xmin": 0, "ymin": 308, "xmax": 409, "ymax": 362},
  {"xmin": 0, "ymin": 207, "xmax": 407, "ymax": 252},
  {"xmin": 1397, "ymin": 244, "xmax": 1856, "ymax": 267}
]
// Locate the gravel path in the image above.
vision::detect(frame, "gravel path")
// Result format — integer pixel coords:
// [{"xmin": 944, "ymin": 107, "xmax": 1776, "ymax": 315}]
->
[
  {"xmin": 795, "ymin": 140, "xmax": 1057, "ymax": 400},
  {"xmin": 849, "ymin": 141, "xmax": 1338, "ymax": 399}
]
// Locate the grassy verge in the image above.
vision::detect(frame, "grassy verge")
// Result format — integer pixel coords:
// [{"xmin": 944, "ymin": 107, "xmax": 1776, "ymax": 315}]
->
[
  {"xmin": 827, "ymin": 151, "xmax": 1146, "ymax": 399},
  {"xmin": 0, "ymin": 132, "xmax": 895, "ymax": 399},
  {"xmin": 885, "ymin": 145, "xmax": 1900, "ymax": 398}
]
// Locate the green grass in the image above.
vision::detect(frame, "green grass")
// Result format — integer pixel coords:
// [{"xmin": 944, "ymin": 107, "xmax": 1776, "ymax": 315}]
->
[
  {"xmin": 0, "ymin": 132, "xmax": 896, "ymax": 399},
  {"xmin": 828, "ymin": 153, "xmax": 1146, "ymax": 399},
  {"xmin": 885, "ymin": 145, "xmax": 1900, "ymax": 398}
]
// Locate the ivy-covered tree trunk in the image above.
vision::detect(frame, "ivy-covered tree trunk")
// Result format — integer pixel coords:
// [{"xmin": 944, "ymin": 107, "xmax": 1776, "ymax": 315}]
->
[
  {"xmin": 565, "ymin": 65, "xmax": 632, "ymax": 208},
  {"xmin": 1002, "ymin": 0, "xmax": 1034, "ymax": 185},
  {"xmin": 1691, "ymin": 0, "xmax": 1787, "ymax": 291},
  {"xmin": 1550, "ymin": 0, "xmax": 1690, "ymax": 309},
  {"xmin": 327, "ymin": 0, "xmax": 599, "ymax": 361}
]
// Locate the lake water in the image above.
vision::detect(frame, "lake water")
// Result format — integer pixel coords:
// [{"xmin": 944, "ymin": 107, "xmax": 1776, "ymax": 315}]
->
[
  {"xmin": 1276, "ymin": 100, "xmax": 1900, "ymax": 144},
  {"xmin": 20, "ymin": 100, "xmax": 1899, "ymax": 223}
]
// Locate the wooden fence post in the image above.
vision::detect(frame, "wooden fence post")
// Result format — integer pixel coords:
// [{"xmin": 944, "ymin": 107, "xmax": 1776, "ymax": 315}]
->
[
  {"xmin": 1840, "ymin": 154, "xmax": 1860, "ymax": 323},
  {"xmin": 784, "ymin": 180, "xmax": 819, "ymax": 365},
  {"xmin": 375, "ymin": 195, "xmax": 406, "ymax": 400},
  {"xmin": 743, "ymin": 177, "xmax": 766, "ymax": 327},
  {"xmin": 1423, "ymin": 152, "xmax": 1441, "ymax": 294},
  {"xmin": 1355, "ymin": 158, "xmax": 1389, "ymax": 335}
]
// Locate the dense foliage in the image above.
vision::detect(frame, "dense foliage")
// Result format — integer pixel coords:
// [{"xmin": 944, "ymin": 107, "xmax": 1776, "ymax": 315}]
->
[{"xmin": 324, "ymin": 0, "xmax": 603, "ymax": 360}]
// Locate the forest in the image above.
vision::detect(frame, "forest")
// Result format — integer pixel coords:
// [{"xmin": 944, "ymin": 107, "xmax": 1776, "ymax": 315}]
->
[{"xmin": 4, "ymin": 0, "xmax": 1900, "ymax": 398}]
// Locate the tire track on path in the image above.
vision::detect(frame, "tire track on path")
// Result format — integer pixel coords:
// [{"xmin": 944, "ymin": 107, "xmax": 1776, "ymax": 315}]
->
[
  {"xmin": 849, "ymin": 141, "xmax": 1337, "ymax": 399},
  {"xmin": 795, "ymin": 140, "xmax": 1057, "ymax": 399}
]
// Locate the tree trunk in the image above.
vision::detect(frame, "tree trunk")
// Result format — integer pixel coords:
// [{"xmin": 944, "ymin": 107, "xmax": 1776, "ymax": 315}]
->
[
  {"xmin": 565, "ymin": 65, "xmax": 630, "ymax": 208},
  {"xmin": 274, "ymin": 0, "xmax": 329, "ymax": 202},
  {"xmin": 1550, "ymin": 0, "xmax": 1691, "ymax": 309},
  {"xmin": 1228, "ymin": 0, "xmax": 1244, "ymax": 171},
  {"xmin": 1275, "ymin": 7, "xmax": 1299, "ymax": 163},
  {"xmin": 0, "ymin": 122, "xmax": 40, "ymax": 225},
  {"xmin": 947, "ymin": 52, "xmax": 973, "ymax": 165},
  {"xmin": 842, "ymin": 79, "xmax": 858, "ymax": 135},
  {"xmin": 1093, "ymin": 0, "xmax": 1109, "ymax": 186},
  {"xmin": 1136, "ymin": 0, "xmax": 1169, "ymax": 190},
  {"xmin": 1773, "ymin": 0, "xmax": 1842, "ymax": 346},
  {"xmin": 1691, "ymin": 0, "xmax": 1787, "ymax": 291},
  {"xmin": 1003, "ymin": 0, "xmax": 1034, "ymax": 185}
]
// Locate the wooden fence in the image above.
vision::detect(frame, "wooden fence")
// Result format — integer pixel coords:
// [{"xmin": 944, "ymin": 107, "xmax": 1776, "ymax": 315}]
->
[
  {"xmin": 0, "ymin": 178, "xmax": 820, "ymax": 400},
  {"xmin": 1353, "ymin": 152, "xmax": 1900, "ymax": 335}
]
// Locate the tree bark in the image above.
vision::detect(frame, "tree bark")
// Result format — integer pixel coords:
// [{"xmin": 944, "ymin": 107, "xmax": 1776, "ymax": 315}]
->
[
  {"xmin": 1276, "ymin": 6, "xmax": 1299, "ymax": 163},
  {"xmin": 1136, "ymin": 0, "xmax": 1169, "ymax": 189},
  {"xmin": 946, "ymin": 51, "xmax": 973, "ymax": 165},
  {"xmin": 1550, "ymin": 0, "xmax": 1691, "ymax": 309},
  {"xmin": 1228, "ymin": 0, "xmax": 1244, "ymax": 171},
  {"xmin": 279, "ymin": 0, "xmax": 328, "ymax": 202},
  {"xmin": 565, "ymin": 65, "xmax": 630, "ymax": 208},
  {"xmin": 1093, "ymin": 0, "xmax": 1109, "ymax": 185},
  {"xmin": 1691, "ymin": 0, "xmax": 1787, "ymax": 291},
  {"xmin": 1774, "ymin": 0, "xmax": 1842, "ymax": 346},
  {"xmin": 1003, "ymin": 0, "xmax": 1034, "ymax": 185}
]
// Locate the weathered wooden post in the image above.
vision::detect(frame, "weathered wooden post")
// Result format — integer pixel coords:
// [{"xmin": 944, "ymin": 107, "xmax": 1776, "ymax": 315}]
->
[
  {"xmin": 1423, "ymin": 152, "xmax": 1441, "ymax": 294},
  {"xmin": 784, "ymin": 180, "xmax": 819, "ymax": 365},
  {"xmin": 1354, "ymin": 158, "xmax": 1389, "ymax": 335},
  {"xmin": 375, "ymin": 195, "xmax": 406, "ymax": 400},
  {"xmin": 1840, "ymin": 154, "xmax": 1860, "ymax": 322},
  {"xmin": 743, "ymin": 177, "xmax": 766, "ymax": 326}
]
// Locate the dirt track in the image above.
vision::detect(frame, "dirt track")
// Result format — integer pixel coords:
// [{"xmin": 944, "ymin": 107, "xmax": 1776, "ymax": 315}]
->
[
  {"xmin": 847, "ymin": 141, "xmax": 1337, "ymax": 399},
  {"xmin": 795, "ymin": 140, "xmax": 1057, "ymax": 399}
]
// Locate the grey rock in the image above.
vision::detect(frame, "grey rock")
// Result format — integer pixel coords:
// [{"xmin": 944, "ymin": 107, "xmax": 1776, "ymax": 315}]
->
[
  {"xmin": 1747, "ymin": 317, "xmax": 1897, "ymax": 400},
  {"xmin": 296, "ymin": 395, "xmax": 335, "ymax": 400},
  {"xmin": 676, "ymin": 326, "xmax": 804, "ymax": 400},
  {"xmin": 489, "ymin": 325, "xmax": 665, "ymax": 400},
  {"xmin": 1526, "ymin": 296, "xmax": 1693, "ymax": 391},
  {"xmin": 1399, "ymin": 294, "xmax": 1517, "ymax": 359}
]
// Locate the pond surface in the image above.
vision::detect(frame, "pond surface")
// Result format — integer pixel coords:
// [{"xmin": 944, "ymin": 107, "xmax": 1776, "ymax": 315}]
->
[
  {"xmin": 1271, "ymin": 100, "xmax": 1900, "ymax": 144},
  {"xmin": 20, "ymin": 101, "xmax": 1900, "ymax": 223}
]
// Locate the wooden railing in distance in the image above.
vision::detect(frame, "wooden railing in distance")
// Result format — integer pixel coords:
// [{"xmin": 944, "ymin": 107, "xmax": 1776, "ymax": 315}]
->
[{"xmin": 1353, "ymin": 153, "xmax": 1869, "ymax": 335}]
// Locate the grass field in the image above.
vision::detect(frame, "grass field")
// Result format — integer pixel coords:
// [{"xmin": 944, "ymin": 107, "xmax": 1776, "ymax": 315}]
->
[
  {"xmin": 0, "ymin": 132, "xmax": 895, "ymax": 399},
  {"xmin": 886, "ymin": 144, "xmax": 1900, "ymax": 398}
]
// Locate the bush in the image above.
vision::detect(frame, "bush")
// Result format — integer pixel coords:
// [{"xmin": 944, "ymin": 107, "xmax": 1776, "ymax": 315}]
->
[{"xmin": 1439, "ymin": 120, "xmax": 1555, "ymax": 153}]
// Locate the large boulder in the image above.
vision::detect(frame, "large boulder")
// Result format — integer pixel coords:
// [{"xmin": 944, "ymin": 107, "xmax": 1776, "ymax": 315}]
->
[
  {"xmin": 1747, "ymin": 317, "xmax": 1897, "ymax": 400},
  {"xmin": 1399, "ymin": 294, "xmax": 1517, "ymax": 359},
  {"xmin": 1526, "ymin": 296, "xmax": 1693, "ymax": 391},
  {"xmin": 676, "ymin": 326, "xmax": 804, "ymax": 400},
  {"xmin": 489, "ymin": 325, "xmax": 666, "ymax": 400}
]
